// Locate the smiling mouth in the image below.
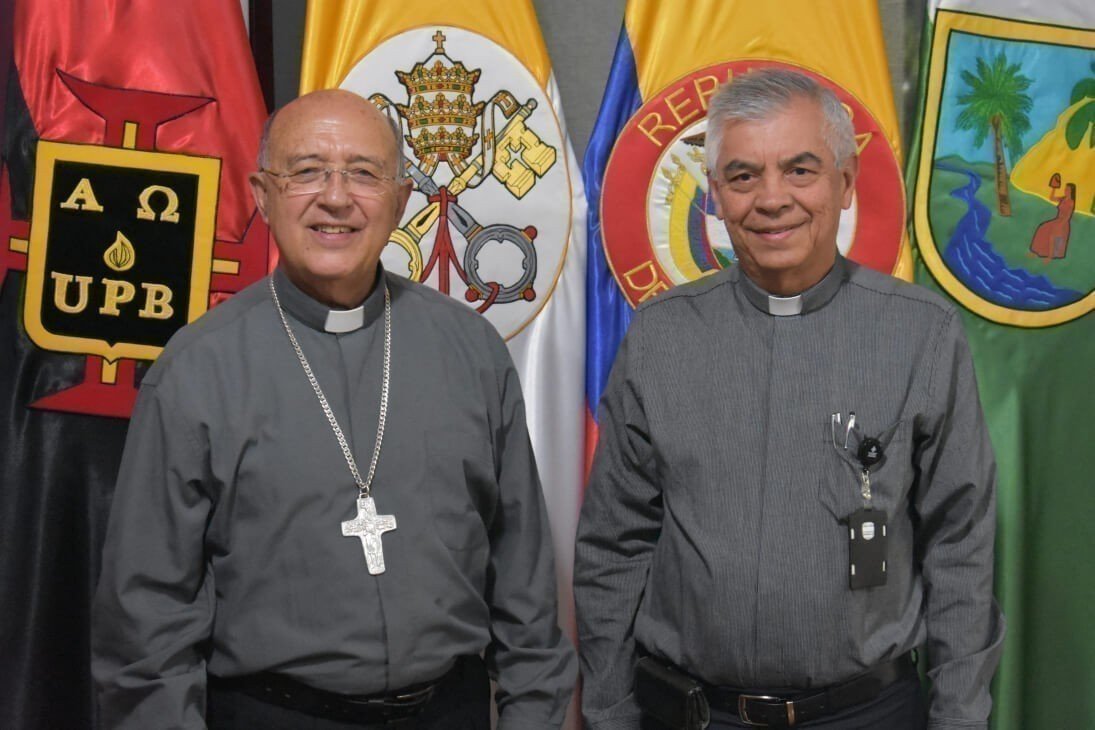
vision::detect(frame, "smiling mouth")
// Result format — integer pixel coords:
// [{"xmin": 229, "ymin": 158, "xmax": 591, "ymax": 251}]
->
[
  {"xmin": 311, "ymin": 224, "xmax": 357, "ymax": 234},
  {"xmin": 751, "ymin": 222, "xmax": 804, "ymax": 239}
]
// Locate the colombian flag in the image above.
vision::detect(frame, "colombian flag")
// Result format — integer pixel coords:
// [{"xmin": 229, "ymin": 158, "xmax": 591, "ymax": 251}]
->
[
  {"xmin": 300, "ymin": 6, "xmax": 587, "ymax": 724},
  {"xmin": 584, "ymin": 0, "xmax": 909, "ymax": 459}
]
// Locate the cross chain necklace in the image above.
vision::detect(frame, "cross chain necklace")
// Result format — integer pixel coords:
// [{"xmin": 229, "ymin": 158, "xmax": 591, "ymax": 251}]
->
[{"xmin": 268, "ymin": 277, "xmax": 396, "ymax": 575}]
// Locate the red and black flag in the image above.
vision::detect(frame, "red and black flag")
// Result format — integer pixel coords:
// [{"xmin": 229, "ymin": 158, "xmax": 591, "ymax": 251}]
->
[{"xmin": 0, "ymin": 2, "xmax": 270, "ymax": 727}]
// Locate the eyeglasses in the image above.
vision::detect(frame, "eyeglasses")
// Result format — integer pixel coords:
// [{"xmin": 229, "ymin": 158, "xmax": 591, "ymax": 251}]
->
[{"xmin": 261, "ymin": 166, "xmax": 399, "ymax": 198}]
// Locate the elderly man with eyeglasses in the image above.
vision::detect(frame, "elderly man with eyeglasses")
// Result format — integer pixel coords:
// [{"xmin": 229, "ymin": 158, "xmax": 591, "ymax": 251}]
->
[{"xmin": 91, "ymin": 89, "xmax": 576, "ymax": 730}]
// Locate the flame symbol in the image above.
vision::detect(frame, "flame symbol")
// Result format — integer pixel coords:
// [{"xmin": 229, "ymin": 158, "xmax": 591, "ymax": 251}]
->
[{"xmin": 104, "ymin": 231, "xmax": 136, "ymax": 272}]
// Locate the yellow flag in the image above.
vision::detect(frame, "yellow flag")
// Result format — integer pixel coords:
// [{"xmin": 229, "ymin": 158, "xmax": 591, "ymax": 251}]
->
[
  {"xmin": 300, "ymin": 11, "xmax": 587, "ymax": 728},
  {"xmin": 592, "ymin": 0, "xmax": 910, "ymax": 311},
  {"xmin": 301, "ymin": 3, "xmax": 553, "ymax": 93}
]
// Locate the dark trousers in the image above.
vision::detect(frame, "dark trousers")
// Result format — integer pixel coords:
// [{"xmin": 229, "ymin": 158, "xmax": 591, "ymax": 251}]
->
[
  {"xmin": 207, "ymin": 656, "xmax": 490, "ymax": 730},
  {"xmin": 641, "ymin": 675, "xmax": 927, "ymax": 730}
]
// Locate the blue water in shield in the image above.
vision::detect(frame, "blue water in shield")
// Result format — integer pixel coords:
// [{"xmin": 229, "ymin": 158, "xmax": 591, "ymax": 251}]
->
[{"xmin": 936, "ymin": 162, "xmax": 1081, "ymax": 310}]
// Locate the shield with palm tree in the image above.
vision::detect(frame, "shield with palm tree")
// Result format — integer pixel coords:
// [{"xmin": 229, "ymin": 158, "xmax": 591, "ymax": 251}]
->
[{"xmin": 913, "ymin": 10, "xmax": 1094, "ymax": 328}]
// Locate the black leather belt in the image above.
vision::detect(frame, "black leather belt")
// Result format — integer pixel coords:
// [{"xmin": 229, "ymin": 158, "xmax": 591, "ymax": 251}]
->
[
  {"xmin": 209, "ymin": 667, "xmax": 445, "ymax": 725},
  {"xmin": 703, "ymin": 652, "xmax": 918, "ymax": 727}
]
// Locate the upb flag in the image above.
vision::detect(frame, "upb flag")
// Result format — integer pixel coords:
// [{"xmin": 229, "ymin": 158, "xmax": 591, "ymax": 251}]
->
[
  {"xmin": 584, "ymin": 0, "xmax": 908, "ymax": 453},
  {"xmin": 300, "ymin": 0, "xmax": 587, "ymax": 679},
  {"xmin": 909, "ymin": 1, "xmax": 1094, "ymax": 726},
  {"xmin": 3, "ymin": 0, "xmax": 271, "ymax": 418},
  {"xmin": 1, "ymin": 0, "xmax": 270, "ymax": 726},
  {"xmin": 0, "ymin": 1, "xmax": 269, "ymax": 728}
]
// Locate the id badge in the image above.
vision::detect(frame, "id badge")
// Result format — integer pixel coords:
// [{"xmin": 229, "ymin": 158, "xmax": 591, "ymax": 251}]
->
[{"xmin": 847, "ymin": 508, "xmax": 887, "ymax": 589}]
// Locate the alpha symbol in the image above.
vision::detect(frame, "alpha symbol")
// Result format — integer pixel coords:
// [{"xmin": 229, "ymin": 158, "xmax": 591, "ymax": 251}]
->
[{"xmin": 59, "ymin": 177, "xmax": 104, "ymax": 212}]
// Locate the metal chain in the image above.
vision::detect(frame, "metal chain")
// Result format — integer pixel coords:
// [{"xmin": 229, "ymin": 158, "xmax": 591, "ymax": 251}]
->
[{"xmin": 268, "ymin": 278, "xmax": 390, "ymax": 498}]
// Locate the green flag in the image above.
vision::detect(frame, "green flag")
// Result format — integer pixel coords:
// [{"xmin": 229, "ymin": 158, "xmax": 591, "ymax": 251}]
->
[{"xmin": 907, "ymin": 2, "xmax": 1095, "ymax": 727}]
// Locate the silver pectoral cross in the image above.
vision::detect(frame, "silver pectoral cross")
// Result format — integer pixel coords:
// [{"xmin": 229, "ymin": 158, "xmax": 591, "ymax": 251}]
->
[{"xmin": 341, "ymin": 496, "xmax": 397, "ymax": 575}]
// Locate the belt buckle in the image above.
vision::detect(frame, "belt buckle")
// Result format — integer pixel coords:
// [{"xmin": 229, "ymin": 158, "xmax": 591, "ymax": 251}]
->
[
  {"xmin": 384, "ymin": 683, "xmax": 436, "ymax": 708},
  {"xmin": 737, "ymin": 694, "xmax": 796, "ymax": 727},
  {"xmin": 344, "ymin": 683, "xmax": 435, "ymax": 711}
]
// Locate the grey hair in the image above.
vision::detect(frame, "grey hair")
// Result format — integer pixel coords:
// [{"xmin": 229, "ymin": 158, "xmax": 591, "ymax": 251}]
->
[
  {"xmin": 256, "ymin": 108, "xmax": 278, "ymax": 170},
  {"xmin": 255, "ymin": 100, "xmax": 407, "ymax": 181},
  {"xmin": 704, "ymin": 68, "xmax": 856, "ymax": 174},
  {"xmin": 381, "ymin": 112, "xmax": 407, "ymax": 181}
]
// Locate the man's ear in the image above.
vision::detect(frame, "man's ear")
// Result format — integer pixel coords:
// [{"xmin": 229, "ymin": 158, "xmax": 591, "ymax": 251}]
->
[
  {"xmin": 710, "ymin": 178, "xmax": 725, "ymax": 220},
  {"xmin": 249, "ymin": 172, "xmax": 271, "ymax": 222},
  {"xmin": 839, "ymin": 155, "xmax": 859, "ymax": 211},
  {"xmin": 393, "ymin": 177, "xmax": 413, "ymax": 220}
]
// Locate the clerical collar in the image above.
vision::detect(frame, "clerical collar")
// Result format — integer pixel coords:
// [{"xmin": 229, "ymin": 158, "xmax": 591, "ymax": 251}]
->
[
  {"xmin": 739, "ymin": 256, "xmax": 847, "ymax": 317},
  {"xmin": 272, "ymin": 266, "xmax": 387, "ymax": 333}
]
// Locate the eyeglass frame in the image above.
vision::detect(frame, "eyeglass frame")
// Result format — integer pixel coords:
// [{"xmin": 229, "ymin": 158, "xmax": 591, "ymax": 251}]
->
[{"xmin": 260, "ymin": 166, "xmax": 402, "ymax": 198}]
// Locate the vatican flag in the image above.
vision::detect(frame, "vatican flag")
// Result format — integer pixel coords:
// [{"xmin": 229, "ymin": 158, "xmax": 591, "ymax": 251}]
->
[
  {"xmin": 300, "ymin": 2, "xmax": 585, "ymax": 721},
  {"xmin": 583, "ymin": 0, "xmax": 908, "ymax": 460}
]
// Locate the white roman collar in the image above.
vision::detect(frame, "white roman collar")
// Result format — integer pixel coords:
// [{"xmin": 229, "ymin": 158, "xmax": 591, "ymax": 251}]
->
[
  {"xmin": 738, "ymin": 257, "xmax": 847, "ymax": 317},
  {"xmin": 767, "ymin": 294, "xmax": 804, "ymax": 317},
  {"xmin": 272, "ymin": 266, "xmax": 385, "ymax": 334},
  {"xmin": 324, "ymin": 306, "xmax": 366, "ymax": 333}
]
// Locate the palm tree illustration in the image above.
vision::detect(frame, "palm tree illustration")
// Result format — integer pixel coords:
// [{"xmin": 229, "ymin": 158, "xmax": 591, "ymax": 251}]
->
[
  {"xmin": 955, "ymin": 52, "xmax": 1033, "ymax": 217},
  {"xmin": 1065, "ymin": 61, "xmax": 1094, "ymax": 152}
]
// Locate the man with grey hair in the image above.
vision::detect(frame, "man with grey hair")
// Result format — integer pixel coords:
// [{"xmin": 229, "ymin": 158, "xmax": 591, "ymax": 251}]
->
[
  {"xmin": 93, "ymin": 89, "xmax": 576, "ymax": 729},
  {"xmin": 575, "ymin": 68, "xmax": 1003, "ymax": 729}
]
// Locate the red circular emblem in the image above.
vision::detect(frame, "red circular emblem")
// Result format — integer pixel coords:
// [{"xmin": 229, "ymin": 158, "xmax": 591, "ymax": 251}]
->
[{"xmin": 600, "ymin": 59, "xmax": 905, "ymax": 308}]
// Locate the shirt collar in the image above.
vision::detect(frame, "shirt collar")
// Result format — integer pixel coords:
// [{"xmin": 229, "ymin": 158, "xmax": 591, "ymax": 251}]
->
[
  {"xmin": 272, "ymin": 266, "xmax": 387, "ymax": 333},
  {"xmin": 738, "ymin": 256, "xmax": 847, "ymax": 317}
]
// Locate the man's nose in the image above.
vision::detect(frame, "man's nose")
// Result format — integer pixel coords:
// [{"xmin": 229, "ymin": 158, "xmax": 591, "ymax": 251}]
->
[
  {"xmin": 317, "ymin": 170, "xmax": 352, "ymax": 207},
  {"xmin": 754, "ymin": 174, "xmax": 792, "ymax": 215}
]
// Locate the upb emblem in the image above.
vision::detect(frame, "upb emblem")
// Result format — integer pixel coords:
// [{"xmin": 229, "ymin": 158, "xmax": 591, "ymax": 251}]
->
[
  {"xmin": 2, "ymin": 70, "xmax": 269, "ymax": 418},
  {"xmin": 24, "ymin": 141, "xmax": 219, "ymax": 362}
]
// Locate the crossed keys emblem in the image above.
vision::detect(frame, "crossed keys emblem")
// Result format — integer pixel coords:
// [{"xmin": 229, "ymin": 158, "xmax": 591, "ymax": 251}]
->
[
  {"xmin": 397, "ymin": 158, "xmax": 538, "ymax": 311},
  {"xmin": 370, "ymin": 30, "xmax": 557, "ymax": 313}
]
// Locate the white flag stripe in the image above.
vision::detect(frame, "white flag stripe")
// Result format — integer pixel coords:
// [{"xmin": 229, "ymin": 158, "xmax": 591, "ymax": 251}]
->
[{"xmin": 505, "ymin": 71, "xmax": 586, "ymax": 633}]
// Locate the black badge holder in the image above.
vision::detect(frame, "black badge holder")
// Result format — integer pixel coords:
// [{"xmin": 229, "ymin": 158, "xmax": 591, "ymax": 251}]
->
[
  {"xmin": 831, "ymin": 412, "xmax": 889, "ymax": 589},
  {"xmin": 635, "ymin": 656, "xmax": 711, "ymax": 730}
]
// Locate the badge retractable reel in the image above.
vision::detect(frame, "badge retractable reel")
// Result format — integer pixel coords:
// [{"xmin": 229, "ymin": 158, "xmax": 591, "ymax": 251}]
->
[{"xmin": 832, "ymin": 412, "xmax": 888, "ymax": 590}]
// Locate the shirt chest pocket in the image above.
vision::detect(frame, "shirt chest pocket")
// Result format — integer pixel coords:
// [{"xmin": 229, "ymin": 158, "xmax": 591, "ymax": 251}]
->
[{"xmin": 818, "ymin": 418, "xmax": 911, "ymax": 520}]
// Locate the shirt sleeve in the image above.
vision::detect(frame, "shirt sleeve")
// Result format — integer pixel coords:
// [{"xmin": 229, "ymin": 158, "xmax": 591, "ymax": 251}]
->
[
  {"xmin": 484, "ymin": 334, "xmax": 578, "ymax": 730},
  {"xmin": 92, "ymin": 381, "xmax": 215, "ymax": 730},
  {"xmin": 574, "ymin": 324, "xmax": 661, "ymax": 730},
  {"xmin": 914, "ymin": 311, "xmax": 1006, "ymax": 729}
]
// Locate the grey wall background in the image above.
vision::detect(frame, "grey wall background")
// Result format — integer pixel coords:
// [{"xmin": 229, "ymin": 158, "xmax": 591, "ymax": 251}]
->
[{"xmin": 267, "ymin": 0, "xmax": 925, "ymax": 161}]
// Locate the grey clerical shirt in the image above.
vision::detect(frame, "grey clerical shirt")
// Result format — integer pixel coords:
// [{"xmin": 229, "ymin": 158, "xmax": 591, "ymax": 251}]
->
[
  {"xmin": 92, "ymin": 267, "xmax": 576, "ymax": 730},
  {"xmin": 575, "ymin": 257, "xmax": 1004, "ymax": 730}
]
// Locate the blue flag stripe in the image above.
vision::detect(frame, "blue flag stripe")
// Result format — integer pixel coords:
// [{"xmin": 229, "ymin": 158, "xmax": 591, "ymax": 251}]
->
[{"xmin": 583, "ymin": 24, "xmax": 643, "ymax": 418}]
